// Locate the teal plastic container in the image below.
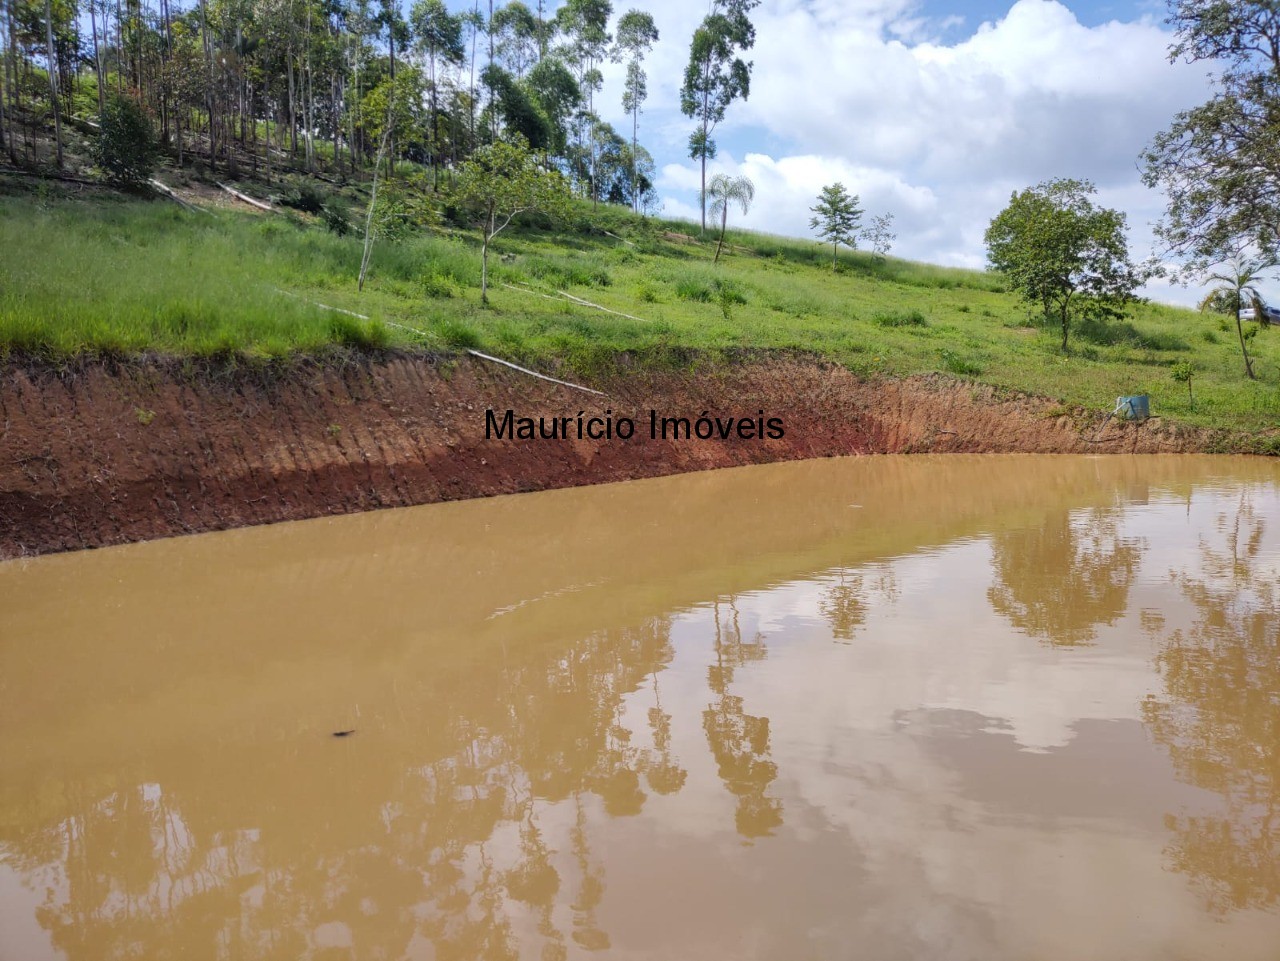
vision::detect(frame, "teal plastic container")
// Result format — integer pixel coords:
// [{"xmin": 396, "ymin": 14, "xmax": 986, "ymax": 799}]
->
[{"xmin": 1116, "ymin": 395, "xmax": 1150, "ymax": 421}]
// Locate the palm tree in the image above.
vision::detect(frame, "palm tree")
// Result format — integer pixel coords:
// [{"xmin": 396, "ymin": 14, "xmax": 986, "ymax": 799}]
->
[
  {"xmin": 704, "ymin": 173, "xmax": 755, "ymax": 265},
  {"xmin": 1206, "ymin": 256, "xmax": 1277, "ymax": 380}
]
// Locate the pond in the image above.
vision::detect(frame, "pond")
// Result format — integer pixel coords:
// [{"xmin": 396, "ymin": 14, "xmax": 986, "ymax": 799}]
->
[{"xmin": 2, "ymin": 455, "xmax": 1280, "ymax": 960}]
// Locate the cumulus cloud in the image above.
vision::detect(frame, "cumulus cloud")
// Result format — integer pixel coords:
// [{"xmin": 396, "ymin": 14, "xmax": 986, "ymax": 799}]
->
[{"xmin": 588, "ymin": 0, "xmax": 1219, "ymax": 303}]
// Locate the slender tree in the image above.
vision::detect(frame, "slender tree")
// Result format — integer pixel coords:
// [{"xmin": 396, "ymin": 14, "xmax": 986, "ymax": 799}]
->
[
  {"xmin": 863, "ymin": 212, "xmax": 896, "ymax": 260},
  {"xmin": 44, "ymin": 0, "xmax": 63, "ymax": 168},
  {"xmin": 612, "ymin": 9, "xmax": 657, "ymax": 214},
  {"xmin": 453, "ymin": 136, "xmax": 571, "ymax": 303},
  {"xmin": 554, "ymin": 0, "xmax": 612, "ymax": 204},
  {"xmin": 680, "ymin": 0, "xmax": 759, "ymax": 231},
  {"xmin": 410, "ymin": 0, "xmax": 464, "ymax": 183}
]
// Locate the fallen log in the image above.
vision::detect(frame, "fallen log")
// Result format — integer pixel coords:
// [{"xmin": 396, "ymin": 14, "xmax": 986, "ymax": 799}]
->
[
  {"xmin": 217, "ymin": 181, "xmax": 274, "ymax": 212},
  {"xmin": 149, "ymin": 178, "xmax": 207, "ymax": 213}
]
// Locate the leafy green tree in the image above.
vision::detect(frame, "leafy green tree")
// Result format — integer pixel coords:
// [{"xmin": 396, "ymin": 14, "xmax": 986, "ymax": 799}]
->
[
  {"xmin": 680, "ymin": 0, "xmax": 759, "ymax": 231},
  {"xmin": 361, "ymin": 67, "xmax": 429, "ymax": 160},
  {"xmin": 1204, "ymin": 256, "xmax": 1276, "ymax": 379},
  {"xmin": 526, "ymin": 56, "xmax": 581, "ymax": 157},
  {"xmin": 705, "ymin": 172, "xmax": 754, "ymax": 264},
  {"xmin": 453, "ymin": 136, "xmax": 571, "ymax": 303},
  {"xmin": 93, "ymin": 94, "xmax": 159, "ymax": 187},
  {"xmin": 808, "ymin": 183, "xmax": 862, "ymax": 270},
  {"xmin": 612, "ymin": 9, "xmax": 658, "ymax": 214},
  {"xmin": 1143, "ymin": 1, "xmax": 1280, "ymax": 273},
  {"xmin": 984, "ymin": 178, "xmax": 1147, "ymax": 352}
]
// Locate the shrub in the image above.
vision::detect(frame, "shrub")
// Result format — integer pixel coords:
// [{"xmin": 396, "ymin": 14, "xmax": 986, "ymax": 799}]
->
[
  {"xmin": 321, "ymin": 203, "xmax": 352, "ymax": 236},
  {"xmin": 279, "ymin": 179, "xmax": 327, "ymax": 214},
  {"xmin": 872, "ymin": 308, "xmax": 928, "ymax": 328},
  {"xmin": 421, "ymin": 270, "xmax": 456, "ymax": 298},
  {"xmin": 329, "ymin": 315, "xmax": 390, "ymax": 349},
  {"xmin": 437, "ymin": 319, "xmax": 482, "ymax": 349},
  {"xmin": 940, "ymin": 349, "xmax": 982, "ymax": 376},
  {"xmin": 674, "ymin": 276, "xmax": 713, "ymax": 302},
  {"xmin": 93, "ymin": 95, "xmax": 158, "ymax": 187}
]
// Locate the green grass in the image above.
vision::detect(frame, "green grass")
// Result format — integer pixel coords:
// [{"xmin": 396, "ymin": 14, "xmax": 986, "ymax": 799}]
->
[{"xmin": 4, "ymin": 184, "xmax": 1280, "ymax": 433}]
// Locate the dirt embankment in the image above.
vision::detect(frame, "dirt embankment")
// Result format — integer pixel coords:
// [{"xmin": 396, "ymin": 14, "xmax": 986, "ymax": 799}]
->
[{"xmin": 0, "ymin": 353, "xmax": 1227, "ymax": 558}]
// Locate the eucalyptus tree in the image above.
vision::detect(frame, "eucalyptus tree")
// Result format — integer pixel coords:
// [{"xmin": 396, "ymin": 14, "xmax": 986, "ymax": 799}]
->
[
  {"xmin": 705, "ymin": 172, "xmax": 754, "ymax": 264},
  {"xmin": 553, "ymin": 0, "xmax": 611, "ymax": 202},
  {"xmin": 680, "ymin": 0, "xmax": 759, "ymax": 231},
  {"xmin": 378, "ymin": 0, "xmax": 410, "ymax": 163},
  {"xmin": 809, "ymin": 182, "xmax": 862, "ymax": 270},
  {"xmin": 409, "ymin": 0, "xmax": 464, "ymax": 181},
  {"xmin": 491, "ymin": 0, "xmax": 538, "ymax": 78},
  {"xmin": 526, "ymin": 54, "xmax": 580, "ymax": 157},
  {"xmin": 460, "ymin": 2, "xmax": 484, "ymax": 144},
  {"xmin": 43, "ymin": 0, "xmax": 62, "ymax": 167},
  {"xmin": 612, "ymin": 8, "xmax": 657, "ymax": 213}
]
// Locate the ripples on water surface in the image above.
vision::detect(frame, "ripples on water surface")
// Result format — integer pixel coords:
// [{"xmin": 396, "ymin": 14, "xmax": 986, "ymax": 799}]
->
[{"xmin": 3, "ymin": 455, "xmax": 1280, "ymax": 960}]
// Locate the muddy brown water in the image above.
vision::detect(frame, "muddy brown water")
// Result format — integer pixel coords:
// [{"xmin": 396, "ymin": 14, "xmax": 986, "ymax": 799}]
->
[{"xmin": 3, "ymin": 454, "xmax": 1280, "ymax": 960}]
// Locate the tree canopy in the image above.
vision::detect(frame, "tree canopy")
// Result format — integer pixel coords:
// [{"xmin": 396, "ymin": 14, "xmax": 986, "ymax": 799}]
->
[
  {"xmin": 985, "ymin": 178, "xmax": 1147, "ymax": 352},
  {"xmin": 1143, "ymin": 1, "xmax": 1280, "ymax": 272},
  {"xmin": 454, "ymin": 136, "xmax": 571, "ymax": 303},
  {"xmin": 809, "ymin": 183, "xmax": 862, "ymax": 270}
]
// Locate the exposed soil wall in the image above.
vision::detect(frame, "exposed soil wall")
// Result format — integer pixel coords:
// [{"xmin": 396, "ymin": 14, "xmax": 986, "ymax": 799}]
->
[{"xmin": 0, "ymin": 353, "xmax": 1229, "ymax": 558}]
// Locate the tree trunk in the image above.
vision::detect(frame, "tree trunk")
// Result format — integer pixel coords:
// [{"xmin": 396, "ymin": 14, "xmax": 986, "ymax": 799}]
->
[
  {"xmin": 198, "ymin": 0, "xmax": 215, "ymax": 167},
  {"xmin": 1235, "ymin": 315, "xmax": 1256, "ymax": 379},
  {"xmin": 89, "ymin": 0, "xmax": 105, "ymax": 117},
  {"xmin": 481, "ymin": 223, "xmax": 491, "ymax": 304},
  {"xmin": 287, "ymin": 53, "xmax": 297, "ymax": 158},
  {"xmin": 43, "ymin": 0, "xmax": 62, "ymax": 168},
  {"xmin": 714, "ymin": 205, "xmax": 727, "ymax": 264}
]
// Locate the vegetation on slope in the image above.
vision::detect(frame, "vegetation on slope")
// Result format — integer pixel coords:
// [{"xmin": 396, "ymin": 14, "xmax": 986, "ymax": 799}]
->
[{"xmin": 3, "ymin": 176, "xmax": 1280, "ymax": 435}]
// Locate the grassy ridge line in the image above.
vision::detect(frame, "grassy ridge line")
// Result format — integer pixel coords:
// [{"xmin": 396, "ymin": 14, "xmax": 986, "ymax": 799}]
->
[{"xmin": 2, "ymin": 188, "xmax": 1279, "ymax": 434}]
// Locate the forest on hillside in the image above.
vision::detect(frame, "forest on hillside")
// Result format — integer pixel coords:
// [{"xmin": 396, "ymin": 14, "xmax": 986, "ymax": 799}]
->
[{"xmin": 0, "ymin": 0, "xmax": 746, "ymax": 213}]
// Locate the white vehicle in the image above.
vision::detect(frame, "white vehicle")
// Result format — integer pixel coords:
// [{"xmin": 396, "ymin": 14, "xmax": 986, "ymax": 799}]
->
[{"xmin": 1239, "ymin": 302, "xmax": 1280, "ymax": 324}]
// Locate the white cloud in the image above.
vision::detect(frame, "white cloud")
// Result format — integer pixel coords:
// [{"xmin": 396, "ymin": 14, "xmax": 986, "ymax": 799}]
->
[{"xmin": 587, "ymin": 0, "xmax": 1220, "ymax": 305}]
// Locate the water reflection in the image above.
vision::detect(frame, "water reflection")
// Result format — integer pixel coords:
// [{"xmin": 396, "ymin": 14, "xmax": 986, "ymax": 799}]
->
[
  {"xmin": 988, "ymin": 506, "xmax": 1144, "ymax": 646},
  {"xmin": 4, "ymin": 455, "xmax": 1280, "ymax": 960},
  {"xmin": 704, "ymin": 599, "xmax": 782, "ymax": 838},
  {"xmin": 1143, "ymin": 492, "xmax": 1280, "ymax": 914}
]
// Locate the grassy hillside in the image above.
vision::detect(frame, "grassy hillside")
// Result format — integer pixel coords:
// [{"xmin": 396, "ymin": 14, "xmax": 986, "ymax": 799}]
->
[{"xmin": 2, "ymin": 175, "xmax": 1279, "ymax": 434}]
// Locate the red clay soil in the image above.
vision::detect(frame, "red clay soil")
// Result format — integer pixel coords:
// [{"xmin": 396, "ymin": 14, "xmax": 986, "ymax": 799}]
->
[{"xmin": 0, "ymin": 353, "xmax": 1228, "ymax": 557}]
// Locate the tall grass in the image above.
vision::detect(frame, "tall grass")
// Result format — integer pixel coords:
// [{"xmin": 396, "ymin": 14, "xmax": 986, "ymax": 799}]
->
[{"xmin": 4, "ymin": 191, "xmax": 1280, "ymax": 432}]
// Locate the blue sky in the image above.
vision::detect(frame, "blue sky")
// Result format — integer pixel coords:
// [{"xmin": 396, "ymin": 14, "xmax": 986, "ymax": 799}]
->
[{"xmin": 439, "ymin": 1, "xmax": 1224, "ymax": 304}]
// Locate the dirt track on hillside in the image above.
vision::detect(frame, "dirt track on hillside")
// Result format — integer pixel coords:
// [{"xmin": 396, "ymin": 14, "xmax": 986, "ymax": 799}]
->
[{"xmin": 0, "ymin": 353, "xmax": 1232, "ymax": 557}]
